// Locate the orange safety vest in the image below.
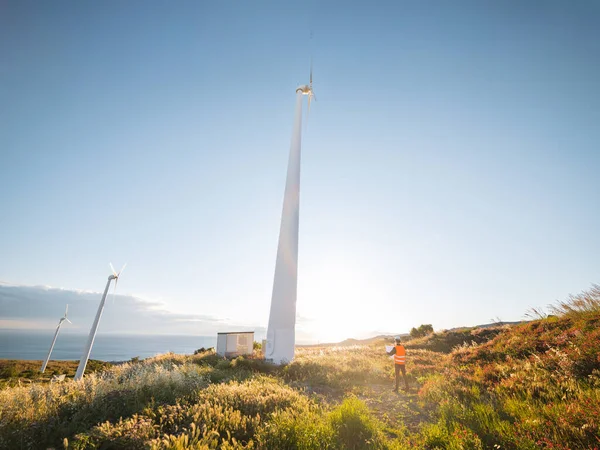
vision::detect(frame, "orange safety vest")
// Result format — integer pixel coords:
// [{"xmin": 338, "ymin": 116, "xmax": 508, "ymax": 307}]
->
[{"xmin": 394, "ymin": 345, "xmax": 406, "ymax": 365}]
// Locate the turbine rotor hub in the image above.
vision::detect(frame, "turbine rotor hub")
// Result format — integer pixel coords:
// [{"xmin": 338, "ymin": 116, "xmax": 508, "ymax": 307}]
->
[{"xmin": 296, "ymin": 85, "xmax": 312, "ymax": 95}]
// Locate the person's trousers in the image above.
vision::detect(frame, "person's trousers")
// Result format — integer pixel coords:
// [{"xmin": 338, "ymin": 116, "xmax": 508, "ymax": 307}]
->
[{"xmin": 395, "ymin": 364, "xmax": 407, "ymax": 389}]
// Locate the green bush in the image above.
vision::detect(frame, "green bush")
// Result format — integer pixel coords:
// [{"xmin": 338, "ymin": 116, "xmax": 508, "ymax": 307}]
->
[
  {"xmin": 257, "ymin": 407, "xmax": 333, "ymax": 449},
  {"xmin": 419, "ymin": 420, "xmax": 484, "ymax": 450},
  {"xmin": 410, "ymin": 324, "xmax": 434, "ymax": 339},
  {"xmin": 1, "ymin": 365, "xmax": 18, "ymax": 378},
  {"xmin": 216, "ymin": 359, "xmax": 232, "ymax": 370},
  {"xmin": 192, "ymin": 351, "xmax": 224, "ymax": 367},
  {"xmin": 231, "ymin": 357, "xmax": 279, "ymax": 375},
  {"xmin": 69, "ymin": 377, "xmax": 312, "ymax": 449},
  {"xmin": 328, "ymin": 397, "xmax": 388, "ymax": 450}
]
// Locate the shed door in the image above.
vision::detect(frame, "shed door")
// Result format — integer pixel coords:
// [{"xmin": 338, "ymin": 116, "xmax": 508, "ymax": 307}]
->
[
  {"xmin": 227, "ymin": 334, "xmax": 237, "ymax": 352},
  {"xmin": 237, "ymin": 334, "xmax": 248, "ymax": 353}
]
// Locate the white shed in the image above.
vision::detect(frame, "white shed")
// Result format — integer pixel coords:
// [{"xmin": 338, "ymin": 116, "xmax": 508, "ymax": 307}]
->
[{"xmin": 216, "ymin": 332, "xmax": 254, "ymax": 357}]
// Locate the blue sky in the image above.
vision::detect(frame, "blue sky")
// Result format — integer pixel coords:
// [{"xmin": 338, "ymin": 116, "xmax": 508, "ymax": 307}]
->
[{"xmin": 1, "ymin": 1, "xmax": 599, "ymax": 343}]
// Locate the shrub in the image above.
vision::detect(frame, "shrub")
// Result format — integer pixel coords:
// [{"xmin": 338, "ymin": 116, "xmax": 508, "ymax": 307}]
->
[
  {"xmin": 408, "ymin": 327, "xmax": 507, "ymax": 353},
  {"xmin": 69, "ymin": 377, "xmax": 313, "ymax": 449},
  {"xmin": 1, "ymin": 365, "xmax": 18, "ymax": 379},
  {"xmin": 419, "ymin": 420, "xmax": 484, "ymax": 450},
  {"xmin": 328, "ymin": 397, "xmax": 388, "ymax": 450},
  {"xmin": 256, "ymin": 405, "xmax": 333, "ymax": 449},
  {"xmin": 410, "ymin": 324, "xmax": 434, "ymax": 339},
  {"xmin": 193, "ymin": 347, "xmax": 215, "ymax": 355},
  {"xmin": 0, "ymin": 359, "xmax": 210, "ymax": 449}
]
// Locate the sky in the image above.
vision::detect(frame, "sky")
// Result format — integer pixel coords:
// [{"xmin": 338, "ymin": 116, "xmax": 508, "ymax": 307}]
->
[{"xmin": 1, "ymin": 1, "xmax": 599, "ymax": 344}]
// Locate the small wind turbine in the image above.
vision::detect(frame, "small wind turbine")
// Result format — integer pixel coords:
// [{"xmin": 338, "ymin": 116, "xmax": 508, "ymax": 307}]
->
[
  {"xmin": 74, "ymin": 263, "xmax": 126, "ymax": 381},
  {"xmin": 40, "ymin": 304, "xmax": 72, "ymax": 373}
]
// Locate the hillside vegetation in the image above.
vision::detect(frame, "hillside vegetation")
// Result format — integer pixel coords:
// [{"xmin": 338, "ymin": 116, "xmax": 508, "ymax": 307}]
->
[
  {"xmin": 0, "ymin": 359, "xmax": 111, "ymax": 389},
  {"xmin": 0, "ymin": 285, "xmax": 598, "ymax": 449}
]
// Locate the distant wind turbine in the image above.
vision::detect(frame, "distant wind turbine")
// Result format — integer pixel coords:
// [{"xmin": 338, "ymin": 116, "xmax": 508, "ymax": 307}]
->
[
  {"xmin": 40, "ymin": 304, "xmax": 72, "ymax": 373},
  {"xmin": 74, "ymin": 263, "xmax": 126, "ymax": 381},
  {"xmin": 265, "ymin": 65, "xmax": 315, "ymax": 364}
]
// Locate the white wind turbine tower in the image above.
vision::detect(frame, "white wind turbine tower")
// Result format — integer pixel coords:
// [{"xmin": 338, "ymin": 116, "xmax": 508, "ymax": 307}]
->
[
  {"xmin": 40, "ymin": 304, "xmax": 72, "ymax": 373},
  {"xmin": 265, "ymin": 66, "xmax": 315, "ymax": 364},
  {"xmin": 74, "ymin": 263, "xmax": 126, "ymax": 381}
]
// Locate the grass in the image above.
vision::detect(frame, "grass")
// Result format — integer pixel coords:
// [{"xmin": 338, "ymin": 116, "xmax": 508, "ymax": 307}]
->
[
  {"xmin": 0, "ymin": 359, "xmax": 112, "ymax": 389},
  {"xmin": 0, "ymin": 284, "xmax": 598, "ymax": 449},
  {"xmin": 404, "ymin": 326, "xmax": 509, "ymax": 354}
]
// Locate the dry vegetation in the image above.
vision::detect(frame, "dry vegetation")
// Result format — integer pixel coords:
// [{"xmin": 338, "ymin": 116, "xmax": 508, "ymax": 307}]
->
[
  {"xmin": 0, "ymin": 359, "xmax": 111, "ymax": 389},
  {"xmin": 1, "ymin": 284, "xmax": 599, "ymax": 449}
]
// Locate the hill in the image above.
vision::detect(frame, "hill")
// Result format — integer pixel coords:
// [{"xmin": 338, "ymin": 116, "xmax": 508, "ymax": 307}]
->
[
  {"xmin": 301, "ymin": 321, "xmax": 525, "ymax": 349},
  {"xmin": 0, "ymin": 359, "xmax": 111, "ymax": 389},
  {"xmin": 0, "ymin": 284, "xmax": 598, "ymax": 449}
]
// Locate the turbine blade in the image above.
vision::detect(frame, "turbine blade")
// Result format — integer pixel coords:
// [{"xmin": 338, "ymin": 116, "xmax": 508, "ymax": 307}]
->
[
  {"xmin": 109, "ymin": 262, "xmax": 117, "ymax": 277},
  {"xmin": 66, "ymin": 318, "xmax": 72, "ymax": 324},
  {"xmin": 310, "ymin": 57, "xmax": 313, "ymax": 88},
  {"xmin": 65, "ymin": 304, "xmax": 69, "ymax": 317},
  {"xmin": 118, "ymin": 263, "xmax": 127, "ymax": 278}
]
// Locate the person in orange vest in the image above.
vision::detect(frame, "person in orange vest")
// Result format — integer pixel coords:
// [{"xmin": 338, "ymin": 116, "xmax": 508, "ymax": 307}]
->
[{"xmin": 388, "ymin": 336, "xmax": 408, "ymax": 392}]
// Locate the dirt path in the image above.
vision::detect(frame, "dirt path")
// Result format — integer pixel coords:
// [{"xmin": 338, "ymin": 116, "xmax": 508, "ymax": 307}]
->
[
  {"xmin": 301, "ymin": 381, "xmax": 431, "ymax": 432},
  {"xmin": 357, "ymin": 383, "xmax": 432, "ymax": 432}
]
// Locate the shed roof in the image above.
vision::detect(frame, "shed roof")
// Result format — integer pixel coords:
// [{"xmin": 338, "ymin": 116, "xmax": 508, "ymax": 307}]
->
[{"xmin": 217, "ymin": 331, "xmax": 254, "ymax": 335}]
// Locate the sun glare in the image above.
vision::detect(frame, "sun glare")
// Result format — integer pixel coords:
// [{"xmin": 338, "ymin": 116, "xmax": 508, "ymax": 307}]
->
[{"xmin": 298, "ymin": 259, "xmax": 389, "ymax": 343}]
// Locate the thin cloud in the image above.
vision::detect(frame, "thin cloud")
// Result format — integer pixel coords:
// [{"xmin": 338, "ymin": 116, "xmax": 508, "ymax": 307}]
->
[{"xmin": 0, "ymin": 284, "xmax": 248, "ymax": 335}]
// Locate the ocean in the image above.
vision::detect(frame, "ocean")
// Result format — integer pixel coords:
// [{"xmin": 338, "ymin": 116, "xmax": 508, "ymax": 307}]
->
[{"xmin": 0, "ymin": 330, "xmax": 216, "ymax": 361}]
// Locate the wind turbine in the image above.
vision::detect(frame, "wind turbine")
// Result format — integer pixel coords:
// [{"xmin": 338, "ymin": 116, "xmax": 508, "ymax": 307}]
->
[
  {"xmin": 40, "ymin": 304, "xmax": 72, "ymax": 373},
  {"xmin": 265, "ymin": 66, "xmax": 315, "ymax": 364},
  {"xmin": 74, "ymin": 263, "xmax": 126, "ymax": 381}
]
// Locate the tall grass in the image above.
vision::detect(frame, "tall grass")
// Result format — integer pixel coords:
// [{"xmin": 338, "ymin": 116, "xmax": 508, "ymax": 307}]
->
[
  {"xmin": 0, "ymin": 356, "xmax": 210, "ymax": 449},
  {"xmin": 416, "ymin": 284, "xmax": 600, "ymax": 449},
  {"xmin": 0, "ymin": 285, "xmax": 598, "ymax": 449},
  {"xmin": 284, "ymin": 345, "xmax": 393, "ymax": 390},
  {"xmin": 550, "ymin": 283, "xmax": 600, "ymax": 317},
  {"xmin": 69, "ymin": 379, "xmax": 397, "ymax": 450}
]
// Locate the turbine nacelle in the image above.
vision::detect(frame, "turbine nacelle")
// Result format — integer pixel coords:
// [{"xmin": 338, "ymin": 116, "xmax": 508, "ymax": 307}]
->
[
  {"xmin": 296, "ymin": 85, "xmax": 313, "ymax": 95},
  {"xmin": 60, "ymin": 304, "xmax": 72, "ymax": 324},
  {"xmin": 109, "ymin": 262, "xmax": 126, "ymax": 280},
  {"xmin": 297, "ymin": 82, "xmax": 316, "ymax": 125},
  {"xmin": 109, "ymin": 263, "xmax": 126, "ymax": 285},
  {"xmin": 109, "ymin": 262, "xmax": 126, "ymax": 303}
]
